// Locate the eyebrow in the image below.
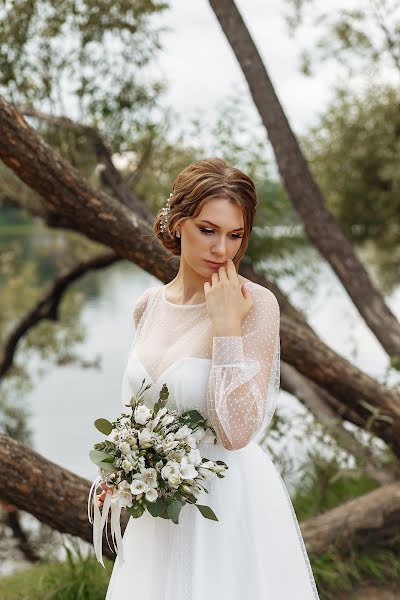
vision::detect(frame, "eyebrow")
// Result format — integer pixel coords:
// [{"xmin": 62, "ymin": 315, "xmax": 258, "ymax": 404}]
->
[{"xmin": 198, "ymin": 220, "xmax": 244, "ymax": 232}]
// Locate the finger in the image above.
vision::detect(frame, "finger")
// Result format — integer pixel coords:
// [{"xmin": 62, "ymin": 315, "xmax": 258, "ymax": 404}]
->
[
  {"xmin": 225, "ymin": 259, "xmax": 239, "ymax": 283},
  {"xmin": 217, "ymin": 262, "xmax": 229, "ymax": 283},
  {"xmin": 211, "ymin": 271, "xmax": 219, "ymax": 286}
]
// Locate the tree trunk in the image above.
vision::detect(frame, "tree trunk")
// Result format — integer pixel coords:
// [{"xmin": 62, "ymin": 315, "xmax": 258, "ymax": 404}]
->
[
  {"xmin": 207, "ymin": 0, "xmax": 400, "ymax": 360},
  {"xmin": 0, "ymin": 433, "xmax": 399, "ymax": 560}
]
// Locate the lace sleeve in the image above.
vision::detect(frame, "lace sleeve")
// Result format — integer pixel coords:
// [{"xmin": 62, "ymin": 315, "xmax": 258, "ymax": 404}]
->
[{"xmin": 206, "ymin": 284, "xmax": 280, "ymax": 450}]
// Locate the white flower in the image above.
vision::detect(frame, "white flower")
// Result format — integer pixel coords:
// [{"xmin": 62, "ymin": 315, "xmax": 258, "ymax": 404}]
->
[
  {"xmin": 187, "ymin": 449, "xmax": 202, "ymax": 465},
  {"xmin": 141, "ymin": 467, "xmax": 158, "ymax": 488},
  {"xmin": 115, "ymin": 480, "xmax": 133, "ymax": 508},
  {"xmin": 138, "ymin": 428, "xmax": 153, "ymax": 448},
  {"xmin": 174, "ymin": 425, "xmax": 192, "ymax": 440},
  {"xmin": 122, "ymin": 459, "xmax": 134, "ymax": 473},
  {"xmin": 145, "ymin": 487, "xmax": 158, "ymax": 502},
  {"xmin": 150, "ymin": 407, "xmax": 168, "ymax": 429},
  {"xmin": 161, "ymin": 464, "xmax": 173, "ymax": 480},
  {"xmin": 119, "ymin": 441, "xmax": 131, "ymax": 455},
  {"xmin": 161, "ymin": 461, "xmax": 180, "ymax": 480},
  {"xmin": 186, "ymin": 435, "xmax": 197, "ymax": 449},
  {"xmin": 202, "ymin": 460, "xmax": 215, "ymax": 469},
  {"xmin": 213, "ymin": 465, "xmax": 226, "ymax": 474},
  {"xmin": 163, "ymin": 440, "xmax": 180, "ymax": 452},
  {"xmin": 192, "ymin": 427, "xmax": 206, "ymax": 442},
  {"xmin": 130, "ymin": 479, "xmax": 148, "ymax": 495},
  {"xmin": 134, "ymin": 405, "xmax": 152, "ymax": 425},
  {"xmin": 161, "ymin": 414, "xmax": 175, "ymax": 426},
  {"xmin": 168, "ymin": 473, "xmax": 181, "ymax": 487},
  {"xmin": 199, "ymin": 467, "xmax": 215, "ymax": 479},
  {"xmin": 180, "ymin": 463, "xmax": 198, "ymax": 480}
]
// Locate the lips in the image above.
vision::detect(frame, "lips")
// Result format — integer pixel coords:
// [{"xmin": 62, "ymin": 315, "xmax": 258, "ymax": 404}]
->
[{"xmin": 205, "ymin": 260, "xmax": 225, "ymax": 267}]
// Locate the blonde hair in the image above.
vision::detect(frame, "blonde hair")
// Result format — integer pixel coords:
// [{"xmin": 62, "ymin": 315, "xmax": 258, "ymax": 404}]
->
[{"xmin": 153, "ymin": 157, "xmax": 257, "ymax": 270}]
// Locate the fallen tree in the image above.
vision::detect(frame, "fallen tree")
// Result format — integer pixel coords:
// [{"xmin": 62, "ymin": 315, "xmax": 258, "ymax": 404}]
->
[{"xmin": 0, "ymin": 433, "xmax": 398, "ymax": 559}]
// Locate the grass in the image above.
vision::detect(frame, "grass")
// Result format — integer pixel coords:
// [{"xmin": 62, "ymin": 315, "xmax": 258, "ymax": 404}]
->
[{"xmin": 0, "ymin": 542, "xmax": 113, "ymax": 600}]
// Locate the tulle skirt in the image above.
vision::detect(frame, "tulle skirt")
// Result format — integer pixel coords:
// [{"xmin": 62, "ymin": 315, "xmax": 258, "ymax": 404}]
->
[{"xmin": 105, "ymin": 440, "xmax": 320, "ymax": 600}]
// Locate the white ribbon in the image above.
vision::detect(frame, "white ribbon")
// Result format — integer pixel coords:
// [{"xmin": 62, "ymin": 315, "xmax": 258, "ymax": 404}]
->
[{"xmin": 87, "ymin": 477, "xmax": 126, "ymax": 568}]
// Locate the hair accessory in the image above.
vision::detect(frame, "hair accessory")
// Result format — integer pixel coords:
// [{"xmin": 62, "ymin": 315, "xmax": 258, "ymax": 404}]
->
[{"xmin": 160, "ymin": 192, "xmax": 173, "ymax": 234}]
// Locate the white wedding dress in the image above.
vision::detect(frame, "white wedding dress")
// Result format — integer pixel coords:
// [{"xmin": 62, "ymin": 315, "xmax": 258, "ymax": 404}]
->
[{"xmin": 104, "ymin": 281, "xmax": 320, "ymax": 599}]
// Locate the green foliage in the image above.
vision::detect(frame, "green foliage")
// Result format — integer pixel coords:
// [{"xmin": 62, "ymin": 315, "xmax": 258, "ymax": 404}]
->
[
  {"xmin": 302, "ymin": 84, "xmax": 400, "ymax": 291},
  {"xmin": 0, "ymin": 0, "xmax": 169, "ymax": 153},
  {"xmin": 284, "ymin": 0, "xmax": 400, "ymax": 79},
  {"xmin": 0, "ymin": 538, "xmax": 113, "ymax": 599}
]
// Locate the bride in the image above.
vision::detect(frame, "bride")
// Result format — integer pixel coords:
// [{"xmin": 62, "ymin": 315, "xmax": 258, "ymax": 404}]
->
[{"xmin": 102, "ymin": 157, "xmax": 320, "ymax": 599}]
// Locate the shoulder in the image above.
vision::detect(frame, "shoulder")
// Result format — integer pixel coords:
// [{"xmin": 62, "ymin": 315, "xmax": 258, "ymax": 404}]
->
[
  {"xmin": 133, "ymin": 285, "xmax": 160, "ymax": 328},
  {"xmin": 242, "ymin": 280, "xmax": 280, "ymax": 328},
  {"xmin": 241, "ymin": 279, "xmax": 279, "ymax": 309}
]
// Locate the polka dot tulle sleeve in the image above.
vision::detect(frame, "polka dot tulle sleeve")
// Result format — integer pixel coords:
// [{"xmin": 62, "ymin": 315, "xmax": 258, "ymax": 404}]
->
[{"xmin": 206, "ymin": 286, "xmax": 280, "ymax": 450}]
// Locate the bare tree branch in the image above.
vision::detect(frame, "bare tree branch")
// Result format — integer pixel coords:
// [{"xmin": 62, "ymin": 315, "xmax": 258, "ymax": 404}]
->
[{"xmin": 0, "ymin": 251, "xmax": 122, "ymax": 379}]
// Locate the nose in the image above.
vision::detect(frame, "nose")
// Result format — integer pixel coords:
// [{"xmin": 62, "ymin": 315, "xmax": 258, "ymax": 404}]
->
[{"xmin": 211, "ymin": 234, "xmax": 227, "ymax": 259}]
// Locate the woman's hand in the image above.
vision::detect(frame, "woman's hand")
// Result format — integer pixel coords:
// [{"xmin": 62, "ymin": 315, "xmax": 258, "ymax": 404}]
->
[{"xmin": 204, "ymin": 259, "xmax": 254, "ymax": 335}]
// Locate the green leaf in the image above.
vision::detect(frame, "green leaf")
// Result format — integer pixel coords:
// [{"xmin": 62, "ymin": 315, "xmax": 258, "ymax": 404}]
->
[
  {"xmin": 166, "ymin": 499, "xmax": 182, "ymax": 524},
  {"xmin": 89, "ymin": 449, "xmax": 111, "ymax": 465},
  {"xmin": 182, "ymin": 409, "xmax": 203, "ymax": 423},
  {"xmin": 94, "ymin": 418, "xmax": 113, "ymax": 435},
  {"xmin": 195, "ymin": 504, "xmax": 219, "ymax": 521},
  {"xmin": 146, "ymin": 497, "xmax": 165, "ymax": 517}
]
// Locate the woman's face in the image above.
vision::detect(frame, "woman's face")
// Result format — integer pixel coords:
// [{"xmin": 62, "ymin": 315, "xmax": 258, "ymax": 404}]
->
[{"xmin": 178, "ymin": 198, "xmax": 245, "ymax": 277}]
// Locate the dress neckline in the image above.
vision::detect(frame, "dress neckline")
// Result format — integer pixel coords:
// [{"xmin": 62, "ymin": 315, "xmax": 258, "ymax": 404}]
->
[
  {"xmin": 161, "ymin": 279, "xmax": 254, "ymax": 308},
  {"xmin": 161, "ymin": 285, "xmax": 207, "ymax": 308}
]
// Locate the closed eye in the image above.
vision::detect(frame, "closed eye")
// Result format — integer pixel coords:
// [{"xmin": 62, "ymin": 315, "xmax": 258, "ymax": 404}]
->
[{"xmin": 199, "ymin": 227, "xmax": 243, "ymax": 239}]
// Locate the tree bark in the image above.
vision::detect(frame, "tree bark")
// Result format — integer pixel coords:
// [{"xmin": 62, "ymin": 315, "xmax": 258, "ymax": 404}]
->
[
  {"xmin": 0, "ymin": 433, "xmax": 398, "ymax": 559},
  {"xmin": 207, "ymin": 0, "xmax": 400, "ymax": 360},
  {"xmin": 0, "ymin": 94, "xmax": 400, "ymax": 456}
]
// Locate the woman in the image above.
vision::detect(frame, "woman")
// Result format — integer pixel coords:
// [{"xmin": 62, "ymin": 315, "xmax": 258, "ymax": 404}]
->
[{"xmin": 104, "ymin": 157, "xmax": 320, "ymax": 599}]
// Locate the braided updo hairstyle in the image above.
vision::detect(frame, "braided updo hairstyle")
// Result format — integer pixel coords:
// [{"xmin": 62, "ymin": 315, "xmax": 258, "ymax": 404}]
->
[{"xmin": 153, "ymin": 157, "xmax": 257, "ymax": 270}]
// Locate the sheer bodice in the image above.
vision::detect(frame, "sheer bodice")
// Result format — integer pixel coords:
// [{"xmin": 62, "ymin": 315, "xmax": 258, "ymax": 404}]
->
[{"xmin": 120, "ymin": 280, "xmax": 280, "ymax": 450}]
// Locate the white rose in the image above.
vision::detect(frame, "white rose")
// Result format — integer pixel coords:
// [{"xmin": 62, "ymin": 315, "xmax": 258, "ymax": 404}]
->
[
  {"xmin": 119, "ymin": 441, "xmax": 131, "ymax": 455},
  {"xmin": 130, "ymin": 479, "xmax": 148, "ymax": 495},
  {"xmin": 134, "ymin": 405, "xmax": 152, "ymax": 425},
  {"xmin": 145, "ymin": 488, "xmax": 158, "ymax": 502},
  {"xmin": 168, "ymin": 473, "xmax": 181, "ymax": 487}
]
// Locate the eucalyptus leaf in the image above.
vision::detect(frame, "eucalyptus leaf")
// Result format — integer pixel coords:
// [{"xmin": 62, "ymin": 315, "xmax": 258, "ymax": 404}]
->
[
  {"xmin": 195, "ymin": 504, "xmax": 219, "ymax": 521},
  {"xmin": 94, "ymin": 418, "xmax": 113, "ymax": 435}
]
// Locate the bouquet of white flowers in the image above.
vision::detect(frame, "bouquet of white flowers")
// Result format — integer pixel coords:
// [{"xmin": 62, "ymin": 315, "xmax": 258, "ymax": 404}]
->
[{"xmin": 87, "ymin": 377, "xmax": 228, "ymax": 567}]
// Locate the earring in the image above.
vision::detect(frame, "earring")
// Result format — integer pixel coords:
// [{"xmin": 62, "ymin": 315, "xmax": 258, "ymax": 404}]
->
[{"xmin": 176, "ymin": 231, "xmax": 181, "ymax": 238}]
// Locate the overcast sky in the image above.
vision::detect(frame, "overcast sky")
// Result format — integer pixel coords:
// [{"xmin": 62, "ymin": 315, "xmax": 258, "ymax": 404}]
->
[{"xmin": 152, "ymin": 0, "xmax": 343, "ymax": 141}]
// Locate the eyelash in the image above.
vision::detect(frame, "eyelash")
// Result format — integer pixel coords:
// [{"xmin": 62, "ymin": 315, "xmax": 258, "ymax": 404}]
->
[{"xmin": 199, "ymin": 227, "xmax": 243, "ymax": 239}]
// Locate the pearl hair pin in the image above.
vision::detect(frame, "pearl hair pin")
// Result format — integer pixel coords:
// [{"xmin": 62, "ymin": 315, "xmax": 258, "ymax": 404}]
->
[{"xmin": 160, "ymin": 192, "xmax": 173, "ymax": 234}]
